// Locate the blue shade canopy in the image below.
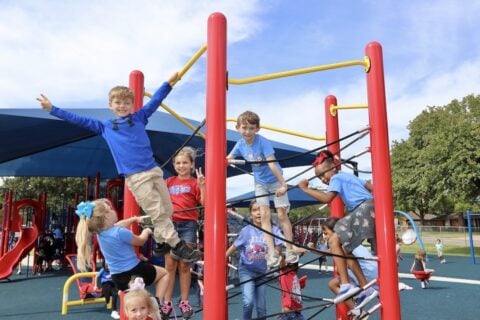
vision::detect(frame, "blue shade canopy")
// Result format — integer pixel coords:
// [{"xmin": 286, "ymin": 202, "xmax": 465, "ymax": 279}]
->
[{"xmin": 0, "ymin": 108, "xmax": 316, "ymax": 179}]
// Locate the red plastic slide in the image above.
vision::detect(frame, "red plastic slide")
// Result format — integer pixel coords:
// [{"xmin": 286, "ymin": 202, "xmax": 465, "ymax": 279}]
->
[{"xmin": 0, "ymin": 226, "xmax": 39, "ymax": 280}]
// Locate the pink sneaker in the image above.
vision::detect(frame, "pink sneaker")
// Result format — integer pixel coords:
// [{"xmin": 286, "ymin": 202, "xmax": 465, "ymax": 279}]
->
[
  {"xmin": 178, "ymin": 300, "xmax": 194, "ymax": 319},
  {"xmin": 160, "ymin": 301, "xmax": 172, "ymax": 320}
]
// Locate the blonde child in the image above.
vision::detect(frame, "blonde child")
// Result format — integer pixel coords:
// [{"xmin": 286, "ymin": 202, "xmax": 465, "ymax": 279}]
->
[
  {"xmin": 37, "ymin": 72, "xmax": 202, "ymax": 263},
  {"xmin": 227, "ymin": 110, "xmax": 298, "ymax": 267},
  {"xmin": 161, "ymin": 147, "xmax": 205, "ymax": 319},
  {"xmin": 124, "ymin": 287, "xmax": 159, "ymax": 320},
  {"xmin": 74, "ymin": 199, "xmax": 169, "ymax": 316}
]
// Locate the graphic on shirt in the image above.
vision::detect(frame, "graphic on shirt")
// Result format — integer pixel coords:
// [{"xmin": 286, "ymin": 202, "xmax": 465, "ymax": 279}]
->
[
  {"xmin": 169, "ymin": 185, "xmax": 192, "ymax": 195},
  {"xmin": 245, "ymin": 237, "xmax": 267, "ymax": 261}
]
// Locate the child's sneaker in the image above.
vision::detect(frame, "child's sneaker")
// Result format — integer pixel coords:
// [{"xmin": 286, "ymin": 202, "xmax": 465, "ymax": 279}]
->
[
  {"xmin": 421, "ymin": 281, "xmax": 426, "ymax": 289},
  {"xmin": 354, "ymin": 287, "xmax": 378, "ymax": 310},
  {"xmin": 160, "ymin": 301, "xmax": 173, "ymax": 320},
  {"xmin": 285, "ymin": 249, "xmax": 299, "ymax": 264},
  {"xmin": 334, "ymin": 283, "xmax": 361, "ymax": 303},
  {"xmin": 170, "ymin": 240, "xmax": 203, "ymax": 262},
  {"xmin": 154, "ymin": 242, "xmax": 171, "ymax": 257},
  {"xmin": 266, "ymin": 252, "xmax": 280, "ymax": 268},
  {"xmin": 110, "ymin": 310, "xmax": 120, "ymax": 319},
  {"xmin": 178, "ymin": 300, "xmax": 194, "ymax": 319}
]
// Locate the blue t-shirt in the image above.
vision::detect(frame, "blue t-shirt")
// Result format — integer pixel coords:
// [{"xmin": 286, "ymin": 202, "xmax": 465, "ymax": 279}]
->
[
  {"xmin": 327, "ymin": 172, "xmax": 373, "ymax": 211},
  {"xmin": 229, "ymin": 134, "xmax": 283, "ymax": 185},
  {"xmin": 348, "ymin": 245, "xmax": 378, "ymax": 285},
  {"xmin": 50, "ymin": 82, "xmax": 172, "ymax": 175},
  {"xmin": 234, "ymin": 224, "xmax": 284, "ymax": 273},
  {"xmin": 97, "ymin": 226, "xmax": 139, "ymax": 274}
]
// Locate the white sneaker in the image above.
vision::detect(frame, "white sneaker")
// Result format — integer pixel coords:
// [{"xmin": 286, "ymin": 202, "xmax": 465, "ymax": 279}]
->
[
  {"xmin": 17, "ymin": 269, "xmax": 22, "ymax": 275},
  {"xmin": 285, "ymin": 250, "xmax": 299, "ymax": 264},
  {"xmin": 421, "ymin": 281, "xmax": 426, "ymax": 289},
  {"xmin": 266, "ymin": 252, "xmax": 280, "ymax": 268},
  {"xmin": 111, "ymin": 310, "xmax": 120, "ymax": 319}
]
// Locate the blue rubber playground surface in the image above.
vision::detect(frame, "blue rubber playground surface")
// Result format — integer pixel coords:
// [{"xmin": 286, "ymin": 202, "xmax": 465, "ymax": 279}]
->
[{"xmin": 1, "ymin": 253, "xmax": 479, "ymax": 320}]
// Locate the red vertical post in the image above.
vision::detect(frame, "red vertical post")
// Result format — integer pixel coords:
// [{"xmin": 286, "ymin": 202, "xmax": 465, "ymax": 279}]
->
[
  {"xmin": 94, "ymin": 172, "xmax": 101, "ymax": 199},
  {"xmin": 205, "ymin": 12, "xmax": 227, "ymax": 320},
  {"xmin": 365, "ymin": 42, "xmax": 400, "ymax": 319},
  {"xmin": 124, "ymin": 71, "xmax": 144, "ymax": 235},
  {"xmin": 325, "ymin": 95, "xmax": 349, "ymax": 320}
]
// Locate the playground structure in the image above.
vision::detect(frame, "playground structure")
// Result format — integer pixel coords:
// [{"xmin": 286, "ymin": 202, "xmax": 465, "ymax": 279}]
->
[
  {"xmin": 200, "ymin": 12, "xmax": 398, "ymax": 320},
  {"xmin": 0, "ymin": 12, "xmax": 401, "ymax": 320}
]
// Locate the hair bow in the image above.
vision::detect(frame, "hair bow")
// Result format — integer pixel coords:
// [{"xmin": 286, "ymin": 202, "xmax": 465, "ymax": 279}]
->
[
  {"xmin": 129, "ymin": 276, "xmax": 145, "ymax": 290},
  {"xmin": 75, "ymin": 201, "xmax": 95, "ymax": 219},
  {"xmin": 312, "ymin": 150, "xmax": 332, "ymax": 167}
]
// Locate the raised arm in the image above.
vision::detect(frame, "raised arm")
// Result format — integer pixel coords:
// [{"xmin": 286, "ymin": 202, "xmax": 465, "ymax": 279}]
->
[{"xmin": 298, "ymin": 179, "xmax": 336, "ymax": 203}]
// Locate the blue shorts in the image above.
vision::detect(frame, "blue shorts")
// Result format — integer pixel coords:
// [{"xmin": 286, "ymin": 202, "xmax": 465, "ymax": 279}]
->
[{"xmin": 173, "ymin": 220, "xmax": 198, "ymax": 246}]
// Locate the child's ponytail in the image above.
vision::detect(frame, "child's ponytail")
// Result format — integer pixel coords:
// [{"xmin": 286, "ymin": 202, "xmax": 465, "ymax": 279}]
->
[{"xmin": 75, "ymin": 216, "xmax": 92, "ymax": 272}]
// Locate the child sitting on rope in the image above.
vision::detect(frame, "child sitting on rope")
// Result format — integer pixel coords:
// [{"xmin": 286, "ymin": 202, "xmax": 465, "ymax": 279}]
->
[{"xmin": 299, "ymin": 150, "xmax": 377, "ymax": 309}]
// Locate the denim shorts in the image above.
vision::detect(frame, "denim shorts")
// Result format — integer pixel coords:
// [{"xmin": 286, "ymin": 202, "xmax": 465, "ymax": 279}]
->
[
  {"xmin": 173, "ymin": 220, "xmax": 198, "ymax": 246},
  {"xmin": 254, "ymin": 181, "xmax": 290, "ymax": 210}
]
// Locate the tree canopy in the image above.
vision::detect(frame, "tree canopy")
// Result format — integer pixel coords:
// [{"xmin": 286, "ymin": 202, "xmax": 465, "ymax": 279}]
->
[{"xmin": 391, "ymin": 94, "xmax": 480, "ymax": 223}]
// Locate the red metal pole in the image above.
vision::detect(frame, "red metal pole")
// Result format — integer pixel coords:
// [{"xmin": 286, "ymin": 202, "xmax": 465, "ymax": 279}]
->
[
  {"xmin": 205, "ymin": 12, "xmax": 227, "ymax": 320},
  {"xmin": 325, "ymin": 95, "xmax": 349, "ymax": 320},
  {"xmin": 365, "ymin": 42, "xmax": 400, "ymax": 320},
  {"xmin": 124, "ymin": 71, "xmax": 143, "ymax": 235}
]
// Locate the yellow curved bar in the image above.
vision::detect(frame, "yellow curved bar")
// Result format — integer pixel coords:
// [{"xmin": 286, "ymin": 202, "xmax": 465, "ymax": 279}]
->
[
  {"xmin": 62, "ymin": 271, "xmax": 108, "ymax": 315},
  {"xmin": 228, "ymin": 57, "xmax": 370, "ymax": 85},
  {"xmin": 227, "ymin": 118, "xmax": 325, "ymax": 141},
  {"xmin": 330, "ymin": 104, "xmax": 369, "ymax": 117},
  {"xmin": 173, "ymin": 44, "xmax": 207, "ymax": 86},
  {"xmin": 144, "ymin": 92, "xmax": 206, "ymax": 139}
]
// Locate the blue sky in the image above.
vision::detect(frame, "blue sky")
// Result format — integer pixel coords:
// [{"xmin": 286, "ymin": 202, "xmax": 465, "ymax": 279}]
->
[{"xmin": 1, "ymin": 1, "xmax": 479, "ymax": 196}]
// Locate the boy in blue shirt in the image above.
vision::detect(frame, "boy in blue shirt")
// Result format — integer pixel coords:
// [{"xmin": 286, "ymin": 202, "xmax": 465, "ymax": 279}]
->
[
  {"xmin": 37, "ymin": 72, "xmax": 201, "ymax": 263},
  {"xmin": 299, "ymin": 150, "xmax": 377, "ymax": 308},
  {"xmin": 227, "ymin": 111, "xmax": 298, "ymax": 267}
]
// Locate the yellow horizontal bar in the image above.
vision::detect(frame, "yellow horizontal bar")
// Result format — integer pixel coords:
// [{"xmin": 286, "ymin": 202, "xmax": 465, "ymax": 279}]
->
[
  {"xmin": 228, "ymin": 56, "xmax": 370, "ymax": 85},
  {"xmin": 144, "ymin": 92, "xmax": 205, "ymax": 139},
  {"xmin": 227, "ymin": 118, "xmax": 325, "ymax": 141},
  {"xmin": 173, "ymin": 44, "xmax": 207, "ymax": 86},
  {"xmin": 330, "ymin": 104, "xmax": 368, "ymax": 117}
]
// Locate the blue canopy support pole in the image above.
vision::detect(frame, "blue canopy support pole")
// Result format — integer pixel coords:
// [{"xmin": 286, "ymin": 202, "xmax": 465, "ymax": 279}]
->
[
  {"xmin": 466, "ymin": 211, "xmax": 476, "ymax": 265},
  {"xmin": 395, "ymin": 210, "xmax": 426, "ymax": 254}
]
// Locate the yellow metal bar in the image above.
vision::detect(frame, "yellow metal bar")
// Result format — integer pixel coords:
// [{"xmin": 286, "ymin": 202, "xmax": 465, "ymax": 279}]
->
[
  {"xmin": 228, "ymin": 56, "xmax": 370, "ymax": 85},
  {"xmin": 62, "ymin": 272, "xmax": 107, "ymax": 315},
  {"xmin": 227, "ymin": 118, "xmax": 325, "ymax": 141},
  {"xmin": 172, "ymin": 44, "xmax": 207, "ymax": 86},
  {"xmin": 330, "ymin": 104, "xmax": 369, "ymax": 117},
  {"xmin": 144, "ymin": 92, "xmax": 205, "ymax": 139}
]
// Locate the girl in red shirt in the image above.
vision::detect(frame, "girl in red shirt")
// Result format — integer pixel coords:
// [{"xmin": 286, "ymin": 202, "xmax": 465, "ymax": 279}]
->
[{"xmin": 161, "ymin": 147, "xmax": 205, "ymax": 320}]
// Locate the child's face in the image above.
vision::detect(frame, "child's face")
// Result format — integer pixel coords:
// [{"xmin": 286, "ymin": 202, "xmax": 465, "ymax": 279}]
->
[
  {"xmin": 321, "ymin": 226, "xmax": 334, "ymax": 240},
  {"xmin": 314, "ymin": 161, "xmax": 336, "ymax": 184},
  {"xmin": 109, "ymin": 97, "xmax": 134, "ymax": 118},
  {"xmin": 125, "ymin": 297, "xmax": 150, "ymax": 320},
  {"xmin": 249, "ymin": 202, "xmax": 262, "ymax": 225},
  {"xmin": 173, "ymin": 154, "xmax": 194, "ymax": 178},
  {"xmin": 236, "ymin": 121, "xmax": 259, "ymax": 144}
]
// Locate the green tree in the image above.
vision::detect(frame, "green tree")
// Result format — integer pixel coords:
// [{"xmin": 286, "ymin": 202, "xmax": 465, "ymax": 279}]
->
[
  {"xmin": 1, "ymin": 176, "xmax": 86, "ymax": 210},
  {"xmin": 392, "ymin": 94, "xmax": 480, "ymax": 221}
]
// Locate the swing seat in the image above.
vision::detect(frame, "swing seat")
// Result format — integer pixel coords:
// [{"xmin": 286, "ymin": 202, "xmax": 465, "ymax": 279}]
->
[{"xmin": 411, "ymin": 270, "xmax": 431, "ymax": 281}]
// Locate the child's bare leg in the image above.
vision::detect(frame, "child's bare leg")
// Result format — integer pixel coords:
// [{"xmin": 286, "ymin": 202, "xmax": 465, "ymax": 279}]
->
[
  {"xmin": 346, "ymin": 256, "xmax": 368, "ymax": 287},
  {"xmin": 154, "ymin": 266, "xmax": 169, "ymax": 301},
  {"xmin": 179, "ymin": 261, "xmax": 192, "ymax": 301},
  {"xmin": 328, "ymin": 233, "xmax": 350, "ymax": 284},
  {"xmin": 276, "ymin": 207, "xmax": 293, "ymax": 250},
  {"xmin": 260, "ymin": 205, "xmax": 275, "ymax": 253},
  {"xmin": 163, "ymin": 254, "xmax": 178, "ymax": 301}
]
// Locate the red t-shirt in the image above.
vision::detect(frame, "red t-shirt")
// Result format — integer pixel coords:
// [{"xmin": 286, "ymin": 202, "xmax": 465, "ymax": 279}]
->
[
  {"xmin": 166, "ymin": 176, "xmax": 201, "ymax": 222},
  {"xmin": 279, "ymin": 270, "xmax": 303, "ymax": 311}
]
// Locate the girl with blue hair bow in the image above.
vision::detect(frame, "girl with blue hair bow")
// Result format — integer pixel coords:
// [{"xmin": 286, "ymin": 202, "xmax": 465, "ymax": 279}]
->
[{"xmin": 75, "ymin": 198, "xmax": 168, "ymax": 314}]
